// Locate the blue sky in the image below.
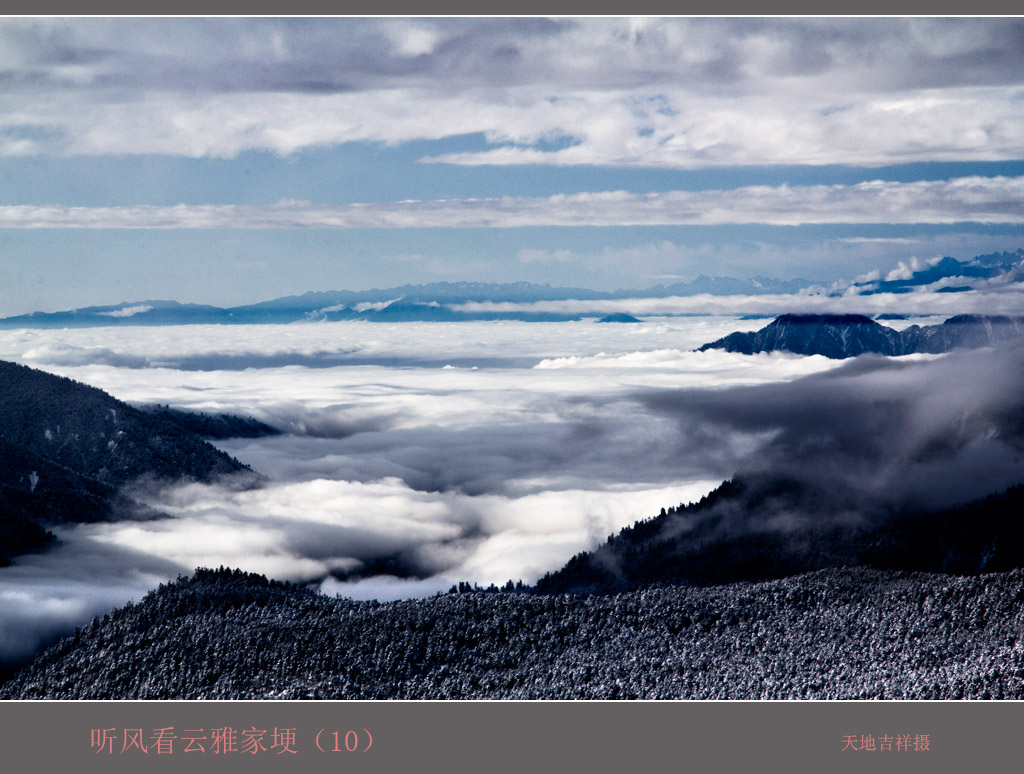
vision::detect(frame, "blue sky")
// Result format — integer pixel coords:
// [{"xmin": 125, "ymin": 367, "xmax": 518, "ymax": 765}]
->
[{"xmin": 2, "ymin": 17, "xmax": 1024, "ymax": 314}]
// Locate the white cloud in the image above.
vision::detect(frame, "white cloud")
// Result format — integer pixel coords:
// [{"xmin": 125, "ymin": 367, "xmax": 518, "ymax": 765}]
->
[
  {"xmin": 1, "ymin": 19, "xmax": 1024, "ymax": 166},
  {"xmin": 449, "ymin": 287, "xmax": 1024, "ymax": 318},
  {"xmin": 98, "ymin": 304, "xmax": 154, "ymax": 318},
  {"xmin": 426, "ymin": 89, "xmax": 1024, "ymax": 170},
  {"xmin": 7, "ymin": 316, "xmax": 816, "ymax": 659},
  {"xmin": 4, "ymin": 86, "xmax": 1022, "ymax": 168},
  {"xmin": 517, "ymin": 248, "xmax": 576, "ymax": 264},
  {"xmin": 21, "ymin": 342, "xmax": 149, "ymax": 369},
  {"xmin": 837, "ymin": 238, "xmax": 919, "ymax": 245},
  {"xmin": 2, "ymin": 175, "xmax": 1024, "ymax": 229},
  {"xmin": 0, "ymin": 317, "xmax": 839, "ymax": 387},
  {"xmin": 6, "ymin": 313, "xmax": 1020, "ymax": 663},
  {"xmin": 885, "ymin": 258, "xmax": 923, "ymax": 281}
]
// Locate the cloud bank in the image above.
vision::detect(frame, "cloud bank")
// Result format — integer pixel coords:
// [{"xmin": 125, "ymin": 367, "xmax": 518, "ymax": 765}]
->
[
  {"xmin": 0, "ymin": 319, "xmax": 839, "ymax": 662},
  {"xmin": 4, "ymin": 319, "xmax": 1024, "ymax": 662},
  {"xmin": 452, "ymin": 288, "xmax": 1024, "ymax": 318},
  {"xmin": 1, "ymin": 18, "xmax": 1023, "ymax": 166},
  {"xmin": 641, "ymin": 345, "xmax": 1024, "ymax": 522},
  {"xmin": 3, "ymin": 176, "xmax": 1024, "ymax": 229}
]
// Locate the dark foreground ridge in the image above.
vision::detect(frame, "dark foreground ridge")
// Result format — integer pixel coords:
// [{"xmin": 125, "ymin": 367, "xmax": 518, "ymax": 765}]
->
[
  {"xmin": 3, "ymin": 566, "xmax": 1022, "ymax": 700},
  {"xmin": 699, "ymin": 313, "xmax": 1024, "ymax": 358}
]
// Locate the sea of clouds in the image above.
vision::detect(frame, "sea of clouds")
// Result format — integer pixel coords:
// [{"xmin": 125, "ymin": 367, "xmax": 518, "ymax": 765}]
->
[
  {"xmin": 0, "ymin": 316, "xmax": 851, "ymax": 663},
  {"xmin": 7, "ymin": 314, "xmax": 1024, "ymax": 666}
]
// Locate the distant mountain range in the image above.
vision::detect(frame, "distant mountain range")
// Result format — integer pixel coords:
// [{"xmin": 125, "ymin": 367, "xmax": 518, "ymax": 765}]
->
[
  {"xmin": 0, "ymin": 279, "xmax": 812, "ymax": 327},
  {"xmin": 699, "ymin": 313, "xmax": 1024, "ymax": 358},
  {"xmin": 3, "ymin": 248, "xmax": 1020, "ymax": 327},
  {"xmin": 0, "ymin": 360, "xmax": 264, "ymax": 564}
]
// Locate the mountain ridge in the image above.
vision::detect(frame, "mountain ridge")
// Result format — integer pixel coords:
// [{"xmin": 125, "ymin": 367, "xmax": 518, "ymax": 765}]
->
[
  {"xmin": 0, "ymin": 359, "xmax": 261, "ymax": 564},
  {"xmin": 1, "ymin": 278, "xmax": 801, "ymax": 327},
  {"xmin": 534, "ymin": 475, "xmax": 1024, "ymax": 595},
  {"xmin": 3, "ymin": 248, "xmax": 1022, "ymax": 327},
  {"xmin": 699, "ymin": 313, "xmax": 1024, "ymax": 358}
]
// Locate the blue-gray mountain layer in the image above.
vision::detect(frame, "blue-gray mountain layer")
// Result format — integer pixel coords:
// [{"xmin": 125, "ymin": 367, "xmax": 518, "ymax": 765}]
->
[
  {"xmin": 3, "ymin": 249, "xmax": 1022, "ymax": 328},
  {"xmin": 0, "ymin": 279, "xmax": 807, "ymax": 327},
  {"xmin": 844, "ymin": 248, "xmax": 1024, "ymax": 295}
]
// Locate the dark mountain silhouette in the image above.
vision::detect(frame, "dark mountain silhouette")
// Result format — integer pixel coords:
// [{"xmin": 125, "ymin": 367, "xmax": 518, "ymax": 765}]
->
[
  {"xmin": 137, "ymin": 405, "xmax": 280, "ymax": 440},
  {"xmin": 0, "ymin": 360, "xmax": 258, "ymax": 564},
  {"xmin": 699, "ymin": 314, "xmax": 904, "ymax": 357},
  {"xmin": 2, "ymin": 565, "xmax": 1021, "ymax": 699},
  {"xmin": 0, "ymin": 438, "xmax": 115, "ymax": 563},
  {"xmin": 0, "ymin": 360, "xmax": 251, "ymax": 486},
  {"xmin": 902, "ymin": 314, "xmax": 1024, "ymax": 354},
  {"xmin": 700, "ymin": 313, "xmax": 1024, "ymax": 358},
  {"xmin": 596, "ymin": 313, "xmax": 643, "ymax": 323}
]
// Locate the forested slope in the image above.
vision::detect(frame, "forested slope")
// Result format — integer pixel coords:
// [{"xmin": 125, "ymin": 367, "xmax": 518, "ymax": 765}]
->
[
  {"xmin": 536, "ymin": 478, "xmax": 1024, "ymax": 594},
  {"xmin": 0, "ymin": 359, "xmax": 258, "ymax": 563},
  {"xmin": 0, "ymin": 360, "xmax": 252, "ymax": 485},
  {"xmin": 3, "ymin": 566, "xmax": 1022, "ymax": 700}
]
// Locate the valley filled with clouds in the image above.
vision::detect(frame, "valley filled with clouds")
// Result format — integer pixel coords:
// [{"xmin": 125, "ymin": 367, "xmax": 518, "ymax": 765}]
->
[
  {"xmin": 2, "ymin": 18, "xmax": 1024, "ymax": 704},
  {"xmin": 3, "ymin": 313, "xmax": 1024, "ymax": 669},
  {"xmin": 0, "ymin": 317, "xmax": 844, "ymax": 663}
]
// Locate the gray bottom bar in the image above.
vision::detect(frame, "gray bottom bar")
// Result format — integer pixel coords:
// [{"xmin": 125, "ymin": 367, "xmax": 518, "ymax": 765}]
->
[{"xmin": 1, "ymin": 700, "xmax": 1018, "ymax": 774}]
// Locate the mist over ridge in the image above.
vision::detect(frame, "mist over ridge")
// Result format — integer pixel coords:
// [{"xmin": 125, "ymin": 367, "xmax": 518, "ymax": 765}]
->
[{"xmin": 4, "ymin": 308, "xmax": 1024, "ymax": 675}]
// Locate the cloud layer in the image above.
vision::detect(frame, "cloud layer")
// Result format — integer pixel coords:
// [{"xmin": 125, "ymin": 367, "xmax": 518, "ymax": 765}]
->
[
  {"xmin": 0, "ymin": 318, "xmax": 837, "ymax": 662},
  {"xmin": 4, "ymin": 317, "xmax": 1024, "ymax": 662},
  {"xmin": 1, "ymin": 18, "xmax": 1023, "ymax": 166},
  {"xmin": 3, "ymin": 176, "xmax": 1024, "ymax": 229},
  {"xmin": 631, "ymin": 345, "xmax": 1024, "ymax": 552}
]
